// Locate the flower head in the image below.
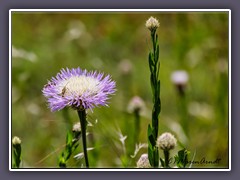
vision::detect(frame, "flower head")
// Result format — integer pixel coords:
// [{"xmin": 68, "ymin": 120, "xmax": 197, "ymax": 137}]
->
[
  {"xmin": 12, "ymin": 136, "xmax": 21, "ymax": 145},
  {"xmin": 171, "ymin": 70, "xmax": 189, "ymax": 86},
  {"xmin": 146, "ymin": 16, "xmax": 159, "ymax": 31},
  {"xmin": 118, "ymin": 59, "xmax": 133, "ymax": 75},
  {"xmin": 157, "ymin": 132, "xmax": 177, "ymax": 151},
  {"xmin": 42, "ymin": 67, "xmax": 116, "ymax": 112},
  {"xmin": 127, "ymin": 96, "xmax": 146, "ymax": 114},
  {"xmin": 137, "ymin": 153, "xmax": 151, "ymax": 168}
]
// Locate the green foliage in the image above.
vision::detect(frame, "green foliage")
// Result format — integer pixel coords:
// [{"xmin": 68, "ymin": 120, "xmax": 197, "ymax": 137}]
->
[
  {"xmin": 174, "ymin": 148, "xmax": 190, "ymax": 168},
  {"xmin": 12, "ymin": 144, "xmax": 22, "ymax": 168},
  {"xmin": 58, "ymin": 131, "xmax": 79, "ymax": 168}
]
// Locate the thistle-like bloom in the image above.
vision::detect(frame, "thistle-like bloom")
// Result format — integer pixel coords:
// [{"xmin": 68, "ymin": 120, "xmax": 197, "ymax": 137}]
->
[
  {"xmin": 137, "ymin": 154, "xmax": 151, "ymax": 168},
  {"xmin": 157, "ymin": 132, "xmax": 177, "ymax": 151},
  {"xmin": 42, "ymin": 67, "xmax": 116, "ymax": 112},
  {"xmin": 145, "ymin": 16, "xmax": 160, "ymax": 31}
]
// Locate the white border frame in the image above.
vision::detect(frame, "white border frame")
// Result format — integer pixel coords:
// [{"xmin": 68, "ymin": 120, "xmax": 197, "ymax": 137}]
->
[{"xmin": 9, "ymin": 9, "xmax": 231, "ymax": 171}]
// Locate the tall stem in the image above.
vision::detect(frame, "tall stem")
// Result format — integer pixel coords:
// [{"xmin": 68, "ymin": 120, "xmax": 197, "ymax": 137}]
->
[
  {"xmin": 77, "ymin": 109, "xmax": 89, "ymax": 168},
  {"xmin": 179, "ymin": 95, "xmax": 188, "ymax": 138},
  {"xmin": 148, "ymin": 28, "xmax": 160, "ymax": 168}
]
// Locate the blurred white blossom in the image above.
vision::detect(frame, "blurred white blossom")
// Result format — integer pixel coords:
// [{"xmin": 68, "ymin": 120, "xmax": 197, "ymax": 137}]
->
[
  {"xmin": 12, "ymin": 46, "xmax": 37, "ymax": 62},
  {"xmin": 26, "ymin": 103, "xmax": 41, "ymax": 116},
  {"xmin": 171, "ymin": 70, "xmax": 189, "ymax": 86},
  {"xmin": 130, "ymin": 143, "xmax": 148, "ymax": 158},
  {"xmin": 127, "ymin": 96, "xmax": 146, "ymax": 115},
  {"xmin": 136, "ymin": 154, "xmax": 151, "ymax": 168},
  {"xmin": 74, "ymin": 147, "xmax": 94, "ymax": 160},
  {"xmin": 118, "ymin": 59, "xmax": 133, "ymax": 75},
  {"xmin": 64, "ymin": 20, "xmax": 92, "ymax": 48},
  {"xmin": 188, "ymin": 101, "xmax": 214, "ymax": 120}
]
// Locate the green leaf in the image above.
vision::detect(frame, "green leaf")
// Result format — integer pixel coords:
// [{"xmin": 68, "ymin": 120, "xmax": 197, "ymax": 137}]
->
[
  {"xmin": 13, "ymin": 144, "xmax": 21, "ymax": 168},
  {"xmin": 154, "ymin": 148, "xmax": 159, "ymax": 167},
  {"xmin": 148, "ymin": 125, "xmax": 155, "ymax": 146},
  {"xmin": 150, "ymin": 74, "xmax": 155, "ymax": 94},
  {"xmin": 174, "ymin": 148, "xmax": 190, "ymax": 168},
  {"xmin": 148, "ymin": 53, "xmax": 153, "ymax": 72},
  {"xmin": 66, "ymin": 131, "xmax": 73, "ymax": 146},
  {"xmin": 148, "ymin": 146, "xmax": 154, "ymax": 166},
  {"xmin": 160, "ymin": 157, "xmax": 165, "ymax": 168},
  {"xmin": 155, "ymin": 45, "xmax": 159, "ymax": 63}
]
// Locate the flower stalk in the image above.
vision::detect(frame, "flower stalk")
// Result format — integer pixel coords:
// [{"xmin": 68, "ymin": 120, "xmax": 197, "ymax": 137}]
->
[
  {"xmin": 163, "ymin": 150, "xmax": 170, "ymax": 168},
  {"xmin": 134, "ymin": 109, "xmax": 140, "ymax": 143},
  {"xmin": 77, "ymin": 109, "xmax": 89, "ymax": 168},
  {"xmin": 146, "ymin": 16, "xmax": 161, "ymax": 167},
  {"xmin": 12, "ymin": 136, "xmax": 22, "ymax": 168},
  {"xmin": 127, "ymin": 96, "xmax": 146, "ymax": 145},
  {"xmin": 171, "ymin": 70, "xmax": 189, "ymax": 137}
]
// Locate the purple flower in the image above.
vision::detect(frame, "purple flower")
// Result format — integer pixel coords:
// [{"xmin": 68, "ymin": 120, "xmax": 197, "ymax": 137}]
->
[{"xmin": 42, "ymin": 67, "xmax": 116, "ymax": 112}]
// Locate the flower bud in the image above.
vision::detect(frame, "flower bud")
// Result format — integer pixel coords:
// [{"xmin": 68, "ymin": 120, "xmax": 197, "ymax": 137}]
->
[
  {"xmin": 12, "ymin": 136, "xmax": 21, "ymax": 145},
  {"xmin": 137, "ymin": 154, "xmax": 151, "ymax": 168},
  {"xmin": 157, "ymin": 132, "xmax": 177, "ymax": 151},
  {"xmin": 72, "ymin": 122, "xmax": 81, "ymax": 132},
  {"xmin": 72, "ymin": 122, "xmax": 81, "ymax": 140},
  {"xmin": 146, "ymin": 16, "xmax": 159, "ymax": 31}
]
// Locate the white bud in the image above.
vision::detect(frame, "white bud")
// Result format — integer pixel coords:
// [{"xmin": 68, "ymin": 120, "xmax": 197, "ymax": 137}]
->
[
  {"xmin": 137, "ymin": 154, "xmax": 151, "ymax": 168},
  {"xmin": 72, "ymin": 122, "xmax": 81, "ymax": 132},
  {"xmin": 12, "ymin": 136, "xmax": 21, "ymax": 145},
  {"xmin": 146, "ymin": 16, "xmax": 159, "ymax": 31}
]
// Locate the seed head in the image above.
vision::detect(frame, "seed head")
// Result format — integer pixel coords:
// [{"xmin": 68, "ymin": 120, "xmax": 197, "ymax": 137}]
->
[{"xmin": 157, "ymin": 132, "xmax": 177, "ymax": 151}]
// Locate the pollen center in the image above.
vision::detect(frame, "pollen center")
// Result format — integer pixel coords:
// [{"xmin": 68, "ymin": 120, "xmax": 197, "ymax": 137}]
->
[{"xmin": 58, "ymin": 76, "xmax": 100, "ymax": 97}]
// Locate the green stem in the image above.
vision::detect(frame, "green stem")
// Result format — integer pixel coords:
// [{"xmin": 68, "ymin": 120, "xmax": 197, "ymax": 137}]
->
[
  {"xmin": 134, "ymin": 109, "xmax": 140, "ymax": 143},
  {"xmin": 179, "ymin": 94, "xmax": 188, "ymax": 138},
  {"xmin": 164, "ymin": 150, "xmax": 170, "ymax": 168},
  {"xmin": 77, "ymin": 109, "xmax": 89, "ymax": 168},
  {"xmin": 13, "ymin": 144, "xmax": 21, "ymax": 168},
  {"xmin": 148, "ymin": 28, "xmax": 160, "ymax": 168}
]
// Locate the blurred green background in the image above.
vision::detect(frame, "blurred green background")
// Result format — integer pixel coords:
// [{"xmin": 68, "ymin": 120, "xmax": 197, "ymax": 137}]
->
[{"xmin": 11, "ymin": 11, "xmax": 229, "ymax": 168}]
